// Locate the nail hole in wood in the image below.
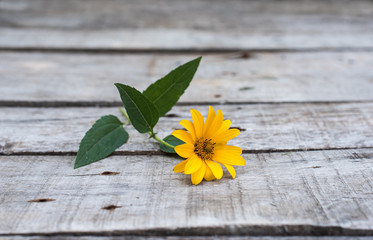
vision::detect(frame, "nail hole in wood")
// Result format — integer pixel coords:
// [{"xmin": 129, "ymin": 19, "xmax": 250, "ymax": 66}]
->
[
  {"xmin": 214, "ymin": 94, "xmax": 221, "ymax": 98},
  {"xmin": 241, "ymin": 51, "xmax": 252, "ymax": 59},
  {"xmin": 100, "ymin": 171, "xmax": 120, "ymax": 175},
  {"xmin": 102, "ymin": 205, "xmax": 122, "ymax": 210},
  {"xmin": 28, "ymin": 198, "xmax": 55, "ymax": 203},
  {"xmin": 164, "ymin": 113, "xmax": 180, "ymax": 118},
  {"xmin": 239, "ymin": 86, "xmax": 254, "ymax": 91}
]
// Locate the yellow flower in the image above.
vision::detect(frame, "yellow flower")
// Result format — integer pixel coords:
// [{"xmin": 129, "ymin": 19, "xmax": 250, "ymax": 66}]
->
[{"xmin": 172, "ymin": 106, "xmax": 246, "ymax": 185}]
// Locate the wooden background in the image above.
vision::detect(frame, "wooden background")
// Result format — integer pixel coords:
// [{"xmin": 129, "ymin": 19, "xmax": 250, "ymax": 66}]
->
[{"xmin": 1, "ymin": 0, "xmax": 373, "ymax": 239}]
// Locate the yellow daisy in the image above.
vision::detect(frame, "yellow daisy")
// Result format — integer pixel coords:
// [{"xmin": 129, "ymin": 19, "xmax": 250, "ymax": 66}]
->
[{"xmin": 172, "ymin": 106, "xmax": 246, "ymax": 185}]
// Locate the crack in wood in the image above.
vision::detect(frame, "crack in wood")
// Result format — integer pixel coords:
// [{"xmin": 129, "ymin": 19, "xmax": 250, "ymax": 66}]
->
[
  {"xmin": 68, "ymin": 171, "xmax": 120, "ymax": 177},
  {"xmin": 101, "ymin": 205, "xmax": 122, "ymax": 210},
  {"xmin": 28, "ymin": 198, "xmax": 56, "ymax": 203},
  {"xmin": 231, "ymin": 126, "xmax": 246, "ymax": 132}
]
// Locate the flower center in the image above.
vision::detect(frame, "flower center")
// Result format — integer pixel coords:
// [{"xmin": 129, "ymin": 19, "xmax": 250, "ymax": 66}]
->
[{"xmin": 194, "ymin": 138, "xmax": 215, "ymax": 160}]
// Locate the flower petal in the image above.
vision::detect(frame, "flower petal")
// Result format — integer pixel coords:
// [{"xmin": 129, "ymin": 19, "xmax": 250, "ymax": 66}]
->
[
  {"xmin": 173, "ymin": 159, "xmax": 188, "ymax": 173},
  {"xmin": 215, "ymin": 120, "xmax": 231, "ymax": 136},
  {"xmin": 184, "ymin": 155, "xmax": 202, "ymax": 174},
  {"xmin": 211, "ymin": 120, "xmax": 232, "ymax": 140},
  {"xmin": 179, "ymin": 119, "xmax": 197, "ymax": 141},
  {"xmin": 206, "ymin": 160, "xmax": 223, "ymax": 179},
  {"xmin": 190, "ymin": 109, "xmax": 204, "ymax": 139},
  {"xmin": 204, "ymin": 164, "xmax": 215, "ymax": 181},
  {"xmin": 174, "ymin": 143, "xmax": 195, "ymax": 158},
  {"xmin": 214, "ymin": 129, "xmax": 240, "ymax": 143},
  {"xmin": 191, "ymin": 162, "xmax": 206, "ymax": 185},
  {"xmin": 203, "ymin": 106, "xmax": 216, "ymax": 136},
  {"xmin": 213, "ymin": 147, "xmax": 246, "ymax": 166},
  {"xmin": 223, "ymin": 164, "xmax": 236, "ymax": 179},
  {"xmin": 205, "ymin": 109, "xmax": 224, "ymax": 139},
  {"xmin": 172, "ymin": 130, "xmax": 193, "ymax": 144},
  {"xmin": 215, "ymin": 145, "xmax": 242, "ymax": 155}
]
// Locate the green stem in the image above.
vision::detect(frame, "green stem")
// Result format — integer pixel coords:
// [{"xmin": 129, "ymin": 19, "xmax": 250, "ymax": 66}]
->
[
  {"xmin": 119, "ymin": 107, "xmax": 130, "ymax": 125},
  {"xmin": 150, "ymin": 132, "xmax": 175, "ymax": 149}
]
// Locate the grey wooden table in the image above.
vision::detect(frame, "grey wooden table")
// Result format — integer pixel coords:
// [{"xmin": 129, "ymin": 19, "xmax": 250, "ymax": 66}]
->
[{"xmin": 1, "ymin": 0, "xmax": 373, "ymax": 239}]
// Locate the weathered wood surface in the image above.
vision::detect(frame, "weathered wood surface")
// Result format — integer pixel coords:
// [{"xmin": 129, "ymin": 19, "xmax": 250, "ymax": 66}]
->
[
  {"xmin": 1, "ymin": 149, "xmax": 373, "ymax": 236},
  {"xmin": 1, "ymin": 52, "xmax": 373, "ymax": 103},
  {"xmin": 0, "ymin": 0, "xmax": 373, "ymax": 50},
  {"xmin": 1, "ymin": 103, "xmax": 373, "ymax": 154},
  {"xmin": 1, "ymin": 0, "xmax": 373, "ymax": 238}
]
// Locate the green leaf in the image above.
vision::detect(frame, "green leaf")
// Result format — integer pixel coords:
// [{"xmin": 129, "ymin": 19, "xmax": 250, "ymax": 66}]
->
[
  {"xmin": 115, "ymin": 83, "xmax": 159, "ymax": 133},
  {"xmin": 74, "ymin": 115, "xmax": 129, "ymax": 169},
  {"xmin": 143, "ymin": 57, "xmax": 201, "ymax": 116},
  {"xmin": 160, "ymin": 135, "xmax": 185, "ymax": 154}
]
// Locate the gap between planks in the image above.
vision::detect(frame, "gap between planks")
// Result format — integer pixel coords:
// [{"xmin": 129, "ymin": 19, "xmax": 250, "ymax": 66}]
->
[
  {"xmin": 1, "ymin": 146, "xmax": 373, "ymax": 157},
  {"xmin": 2, "ymin": 237, "xmax": 373, "ymax": 240},
  {"xmin": 1, "ymin": 225, "xmax": 373, "ymax": 238},
  {"xmin": 1, "ymin": 100, "xmax": 373, "ymax": 108},
  {"xmin": 1, "ymin": 47, "xmax": 373, "ymax": 54}
]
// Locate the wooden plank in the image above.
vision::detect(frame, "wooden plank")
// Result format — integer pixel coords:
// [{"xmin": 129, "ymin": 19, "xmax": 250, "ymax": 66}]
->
[
  {"xmin": 1, "ymin": 103, "xmax": 373, "ymax": 154},
  {"xmin": 2, "ymin": 28, "xmax": 373, "ymax": 50},
  {"xmin": 1, "ymin": 149, "xmax": 373, "ymax": 236},
  {"xmin": 1, "ymin": 52, "xmax": 373, "ymax": 103},
  {"xmin": 0, "ymin": 0, "xmax": 372, "ymax": 49}
]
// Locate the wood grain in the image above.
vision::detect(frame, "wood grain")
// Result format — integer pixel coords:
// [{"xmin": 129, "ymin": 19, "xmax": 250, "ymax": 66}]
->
[
  {"xmin": 0, "ymin": 0, "xmax": 372, "ymax": 49},
  {"xmin": 1, "ymin": 1, "xmax": 373, "ymax": 237},
  {"xmin": 1, "ymin": 103, "xmax": 373, "ymax": 154},
  {"xmin": 1, "ymin": 52, "xmax": 373, "ymax": 103},
  {"xmin": 1, "ymin": 149, "xmax": 373, "ymax": 236}
]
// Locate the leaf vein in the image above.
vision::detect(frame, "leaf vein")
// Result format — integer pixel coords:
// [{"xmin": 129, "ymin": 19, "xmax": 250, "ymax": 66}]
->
[
  {"xmin": 152, "ymin": 64, "xmax": 194, "ymax": 105},
  {"xmin": 118, "ymin": 85, "xmax": 153, "ymax": 131}
]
